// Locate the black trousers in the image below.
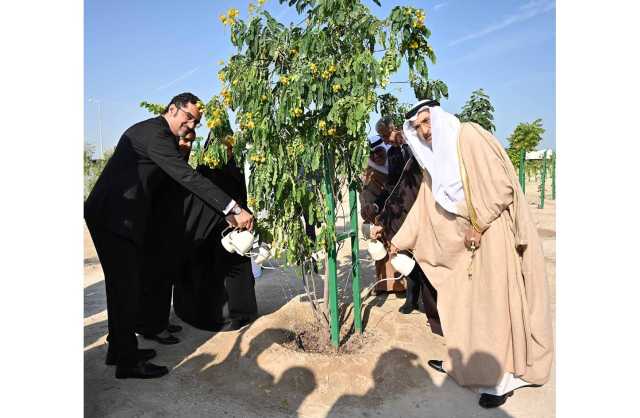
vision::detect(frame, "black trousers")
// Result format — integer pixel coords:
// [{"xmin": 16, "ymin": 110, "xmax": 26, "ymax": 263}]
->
[
  {"xmin": 136, "ymin": 249, "xmax": 176, "ymax": 336},
  {"xmin": 413, "ymin": 267, "xmax": 442, "ymax": 336},
  {"xmin": 86, "ymin": 222, "xmax": 140, "ymax": 366}
]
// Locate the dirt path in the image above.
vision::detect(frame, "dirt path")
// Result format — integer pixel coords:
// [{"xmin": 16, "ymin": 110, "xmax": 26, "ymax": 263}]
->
[{"xmin": 84, "ymin": 178, "xmax": 555, "ymax": 417}]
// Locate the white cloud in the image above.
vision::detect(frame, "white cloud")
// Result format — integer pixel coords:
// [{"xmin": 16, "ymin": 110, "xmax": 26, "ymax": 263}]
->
[
  {"xmin": 447, "ymin": 1, "xmax": 555, "ymax": 47},
  {"xmin": 155, "ymin": 66, "xmax": 200, "ymax": 91},
  {"xmin": 434, "ymin": 3, "xmax": 448, "ymax": 11}
]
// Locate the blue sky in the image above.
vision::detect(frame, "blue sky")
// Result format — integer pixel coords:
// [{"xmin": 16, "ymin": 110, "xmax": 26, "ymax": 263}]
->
[{"xmin": 85, "ymin": 0, "xmax": 555, "ymax": 156}]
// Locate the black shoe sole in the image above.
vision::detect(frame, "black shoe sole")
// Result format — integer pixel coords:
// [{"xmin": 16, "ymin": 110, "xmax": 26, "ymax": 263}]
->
[
  {"xmin": 427, "ymin": 360, "xmax": 446, "ymax": 374},
  {"xmin": 479, "ymin": 391, "xmax": 513, "ymax": 409},
  {"xmin": 105, "ymin": 350, "xmax": 157, "ymax": 366},
  {"xmin": 115, "ymin": 369, "xmax": 169, "ymax": 379}
]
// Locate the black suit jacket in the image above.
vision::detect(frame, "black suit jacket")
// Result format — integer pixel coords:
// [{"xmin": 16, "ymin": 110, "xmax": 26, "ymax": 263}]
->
[
  {"xmin": 181, "ymin": 157, "xmax": 249, "ymax": 246},
  {"xmin": 84, "ymin": 116, "xmax": 233, "ymax": 245}
]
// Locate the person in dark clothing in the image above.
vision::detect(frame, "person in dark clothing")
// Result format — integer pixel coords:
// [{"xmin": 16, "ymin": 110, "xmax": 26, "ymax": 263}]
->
[
  {"xmin": 134, "ymin": 133, "xmax": 196, "ymax": 345},
  {"xmin": 371, "ymin": 117, "xmax": 425, "ymax": 313},
  {"xmin": 373, "ymin": 153, "xmax": 442, "ymax": 335},
  {"xmin": 173, "ymin": 130, "xmax": 258, "ymax": 332},
  {"xmin": 84, "ymin": 92, "xmax": 254, "ymax": 379}
]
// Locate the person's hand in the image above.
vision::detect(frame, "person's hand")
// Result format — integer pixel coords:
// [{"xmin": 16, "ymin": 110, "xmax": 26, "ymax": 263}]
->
[
  {"xmin": 464, "ymin": 227, "xmax": 482, "ymax": 250},
  {"xmin": 370, "ymin": 224, "xmax": 384, "ymax": 240},
  {"xmin": 226, "ymin": 208, "xmax": 254, "ymax": 231},
  {"xmin": 388, "ymin": 242, "xmax": 399, "ymax": 256}
]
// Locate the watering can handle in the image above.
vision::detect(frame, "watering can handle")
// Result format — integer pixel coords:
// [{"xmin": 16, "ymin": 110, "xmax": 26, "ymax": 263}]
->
[{"xmin": 221, "ymin": 225, "xmax": 236, "ymax": 237}]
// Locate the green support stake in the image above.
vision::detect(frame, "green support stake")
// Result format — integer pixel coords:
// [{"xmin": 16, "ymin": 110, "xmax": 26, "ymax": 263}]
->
[
  {"xmin": 551, "ymin": 151, "xmax": 556, "ymax": 200},
  {"xmin": 539, "ymin": 150, "xmax": 548, "ymax": 209},
  {"xmin": 519, "ymin": 149, "xmax": 526, "ymax": 193},
  {"xmin": 349, "ymin": 183, "xmax": 363, "ymax": 334},
  {"xmin": 322, "ymin": 150, "xmax": 340, "ymax": 347}
]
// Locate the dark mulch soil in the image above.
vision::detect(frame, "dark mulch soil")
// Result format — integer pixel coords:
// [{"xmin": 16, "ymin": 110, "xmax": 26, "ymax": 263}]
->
[{"xmin": 280, "ymin": 321, "xmax": 379, "ymax": 355}]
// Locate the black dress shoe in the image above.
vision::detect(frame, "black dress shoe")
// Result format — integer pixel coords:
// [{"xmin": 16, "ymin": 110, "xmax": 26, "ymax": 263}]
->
[
  {"xmin": 115, "ymin": 360, "xmax": 169, "ymax": 379},
  {"xmin": 105, "ymin": 348, "xmax": 157, "ymax": 366},
  {"xmin": 142, "ymin": 333, "xmax": 180, "ymax": 345},
  {"xmin": 399, "ymin": 303, "xmax": 418, "ymax": 314},
  {"xmin": 166, "ymin": 323, "xmax": 183, "ymax": 333},
  {"xmin": 479, "ymin": 391, "xmax": 514, "ymax": 408},
  {"xmin": 427, "ymin": 360, "xmax": 446, "ymax": 374}
]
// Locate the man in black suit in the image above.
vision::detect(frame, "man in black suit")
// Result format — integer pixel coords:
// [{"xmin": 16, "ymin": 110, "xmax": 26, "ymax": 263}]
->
[
  {"xmin": 134, "ymin": 132, "xmax": 196, "ymax": 346},
  {"xmin": 84, "ymin": 92, "xmax": 253, "ymax": 379}
]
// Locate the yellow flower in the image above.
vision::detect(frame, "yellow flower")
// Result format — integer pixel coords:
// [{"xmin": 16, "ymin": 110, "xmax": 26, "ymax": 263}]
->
[
  {"xmin": 327, "ymin": 128, "xmax": 336, "ymax": 136},
  {"xmin": 249, "ymin": 3, "xmax": 256, "ymax": 13},
  {"xmin": 321, "ymin": 70, "xmax": 331, "ymax": 80},
  {"xmin": 232, "ymin": 79, "xmax": 239, "ymax": 86},
  {"xmin": 218, "ymin": 60, "xmax": 224, "ymax": 65},
  {"xmin": 261, "ymin": 94, "xmax": 268, "ymax": 102},
  {"xmin": 228, "ymin": 8, "xmax": 239, "ymax": 18},
  {"xmin": 332, "ymin": 84, "xmax": 341, "ymax": 93},
  {"xmin": 318, "ymin": 120, "xmax": 326, "ymax": 130},
  {"xmin": 328, "ymin": 64, "xmax": 336, "ymax": 73},
  {"xmin": 218, "ymin": 72, "xmax": 225, "ymax": 82},
  {"xmin": 309, "ymin": 63, "xmax": 318, "ymax": 74},
  {"xmin": 247, "ymin": 197, "xmax": 257, "ymax": 207},
  {"xmin": 290, "ymin": 48, "xmax": 298, "ymax": 55},
  {"xmin": 258, "ymin": 0, "xmax": 265, "ymax": 5},
  {"xmin": 280, "ymin": 75, "xmax": 289, "ymax": 85},
  {"xmin": 219, "ymin": 15, "xmax": 227, "ymax": 24},
  {"xmin": 408, "ymin": 41, "xmax": 419, "ymax": 49},
  {"xmin": 207, "ymin": 118, "xmax": 222, "ymax": 129}
]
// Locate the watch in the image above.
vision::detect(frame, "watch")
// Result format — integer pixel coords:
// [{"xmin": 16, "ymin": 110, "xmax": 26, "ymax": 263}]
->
[{"xmin": 231, "ymin": 204, "xmax": 242, "ymax": 215}]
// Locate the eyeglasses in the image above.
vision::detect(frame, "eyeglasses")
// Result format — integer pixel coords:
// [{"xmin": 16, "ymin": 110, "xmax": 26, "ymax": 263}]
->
[{"xmin": 177, "ymin": 107, "xmax": 202, "ymax": 128}]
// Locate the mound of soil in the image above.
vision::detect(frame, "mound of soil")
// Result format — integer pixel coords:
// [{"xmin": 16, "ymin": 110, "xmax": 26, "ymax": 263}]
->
[{"xmin": 279, "ymin": 321, "xmax": 379, "ymax": 355}]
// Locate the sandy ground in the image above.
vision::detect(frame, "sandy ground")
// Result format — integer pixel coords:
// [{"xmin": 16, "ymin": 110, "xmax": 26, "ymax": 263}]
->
[{"xmin": 84, "ymin": 178, "xmax": 555, "ymax": 417}]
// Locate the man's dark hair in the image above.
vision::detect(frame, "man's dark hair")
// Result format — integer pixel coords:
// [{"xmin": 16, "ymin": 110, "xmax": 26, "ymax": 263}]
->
[
  {"xmin": 163, "ymin": 92, "xmax": 201, "ymax": 114},
  {"xmin": 375, "ymin": 116, "xmax": 394, "ymax": 134}
]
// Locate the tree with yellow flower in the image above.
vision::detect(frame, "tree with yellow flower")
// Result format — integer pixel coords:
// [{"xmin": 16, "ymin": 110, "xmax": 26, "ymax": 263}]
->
[{"xmin": 209, "ymin": 0, "xmax": 447, "ymax": 346}]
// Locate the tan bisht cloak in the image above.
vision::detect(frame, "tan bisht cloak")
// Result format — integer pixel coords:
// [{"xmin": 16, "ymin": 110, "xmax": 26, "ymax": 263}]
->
[{"xmin": 391, "ymin": 122, "xmax": 553, "ymax": 387}]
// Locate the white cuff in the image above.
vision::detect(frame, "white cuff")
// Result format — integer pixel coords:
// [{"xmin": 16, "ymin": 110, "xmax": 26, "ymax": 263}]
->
[{"xmin": 222, "ymin": 199, "xmax": 237, "ymax": 215}]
